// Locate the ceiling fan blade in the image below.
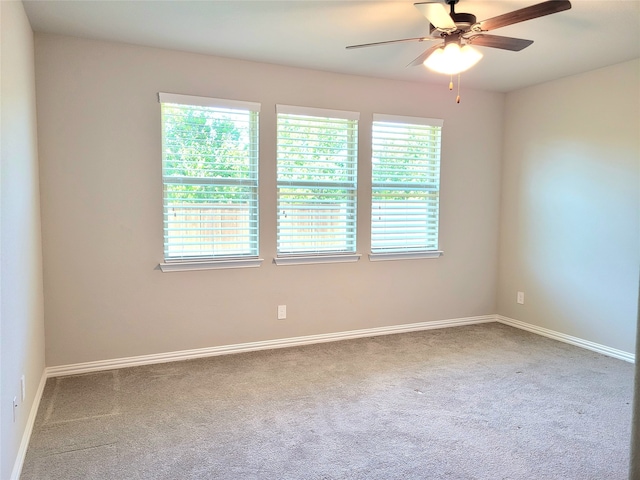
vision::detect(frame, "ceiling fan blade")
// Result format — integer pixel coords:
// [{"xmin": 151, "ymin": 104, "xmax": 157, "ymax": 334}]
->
[
  {"xmin": 414, "ymin": 2, "xmax": 456, "ymax": 30},
  {"xmin": 407, "ymin": 44, "xmax": 442, "ymax": 67},
  {"xmin": 346, "ymin": 37, "xmax": 434, "ymax": 50},
  {"xmin": 466, "ymin": 34, "xmax": 533, "ymax": 51},
  {"xmin": 473, "ymin": 0, "xmax": 571, "ymax": 32}
]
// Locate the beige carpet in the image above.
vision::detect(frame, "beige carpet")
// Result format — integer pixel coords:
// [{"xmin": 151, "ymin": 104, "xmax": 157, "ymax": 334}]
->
[{"xmin": 21, "ymin": 323, "xmax": 634, "ymax": 479}]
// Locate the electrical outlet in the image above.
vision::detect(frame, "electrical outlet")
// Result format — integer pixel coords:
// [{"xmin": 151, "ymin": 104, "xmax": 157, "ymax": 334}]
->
[
  {"xmin": 517, "ymin": 291, "xmax": 525, "ymax": 305},
  {"xmin": 277, "ymin": 305, "xmax": 287, "ymax": 320},
  {"xmin": 13, "ymin": 397, "xmax": 18, "ymax": 422},
  {"xmin": 21, "ymin": 375, "xmax": 26, "ymax": 402}
]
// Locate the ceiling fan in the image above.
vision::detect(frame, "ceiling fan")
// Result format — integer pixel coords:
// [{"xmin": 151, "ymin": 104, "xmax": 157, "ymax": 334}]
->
[{"xmin": 347, "ymin": 0, "xmax": 572, "ymax": 74}]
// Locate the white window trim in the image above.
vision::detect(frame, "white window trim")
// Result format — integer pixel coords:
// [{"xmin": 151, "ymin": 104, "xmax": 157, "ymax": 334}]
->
[
  {"xmin": 273, "ymin": 254, "xmax": 361, "ymax": 266},
  {"xmin": 276, "ymin": 104, "xmax": 359, "ymax": 121},
  {"xmin": 158, "ymin": 92, "xmax": 260, "ymax": 112},
  {"xmin": 368, "ymin": 251, "xmax": 443, "ymax": 262},
  {"xmin": 159, "ymin": 257, "xmax": 264, "ymax": 272},
  {"xmin": 372, "ymin": 113, "xmax": 443, "ymax": 127}
]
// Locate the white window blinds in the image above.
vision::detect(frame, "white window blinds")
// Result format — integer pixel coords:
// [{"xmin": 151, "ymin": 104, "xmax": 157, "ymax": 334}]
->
[
  {"xmin": 371, "ymin": 114, "xmax": 443, "ymax": 254},
  {"xmin": 159, "ymin": 93, "xmax": 260, "ymax": 261},
  {"xmin": 276, "ymin": 105, "xmax": 359, "ymax": 255}
]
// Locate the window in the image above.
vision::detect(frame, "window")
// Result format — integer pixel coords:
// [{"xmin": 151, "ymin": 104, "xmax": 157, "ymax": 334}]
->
[
  {"xmin": 371, "ymin": 114, "xmax": 443, "ymax": 259},
  {"xmin": 275, "ymin": 105, "xmax": 359, "ymax": 264},
  {"xmin": 159, "ymin": 93, "xmax": 261, "ymax": 270}
]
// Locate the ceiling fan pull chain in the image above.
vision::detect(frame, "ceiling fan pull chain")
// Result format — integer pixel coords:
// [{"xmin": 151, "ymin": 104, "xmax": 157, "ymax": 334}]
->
[
  {"xmin": 456, "ymin": 73, "xmax": 461, "ymax": 103},
  {"xmin": 449, "ymin": 74, "xmax": 454, "ymax": 91}
]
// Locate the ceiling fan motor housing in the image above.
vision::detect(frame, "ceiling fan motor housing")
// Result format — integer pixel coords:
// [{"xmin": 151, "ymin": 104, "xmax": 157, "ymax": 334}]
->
[
  {"xmin": 451, "ymin": 12, "xmax": 476, "ymax": 29},
  {"xmin": 429, "ymin": 12, "xmax": 477, "ymax": 36}
]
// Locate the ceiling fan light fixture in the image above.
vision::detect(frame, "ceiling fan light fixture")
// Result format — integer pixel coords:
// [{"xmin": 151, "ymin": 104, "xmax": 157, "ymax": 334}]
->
[{"xmin": 423, "ymin": 43, "xmax": 483, "ymax": 75}]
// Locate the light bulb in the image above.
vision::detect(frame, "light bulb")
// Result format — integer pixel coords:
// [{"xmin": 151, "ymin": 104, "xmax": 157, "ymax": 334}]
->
[{"xmin": 423, "ymin": 43, "xmax": 483, "ymax": 75}]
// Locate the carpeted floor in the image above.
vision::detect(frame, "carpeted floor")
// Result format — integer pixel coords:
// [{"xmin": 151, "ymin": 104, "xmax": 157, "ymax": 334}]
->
[{"xmin": 21, "ymin": 323, "xmax": 634, "ymax": 479}]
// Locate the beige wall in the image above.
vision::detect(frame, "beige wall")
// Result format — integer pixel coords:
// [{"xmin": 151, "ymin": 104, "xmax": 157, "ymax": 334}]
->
[
  {"xmin": 498, "ymin": 59, "xmax": 640, "ymax": 353},
  {"xmin": 34, "ymin": 34, "xmax": 503, "ymax": 367},
  {"xmin": 0, "ymin": 2, "xmax": 46, "ymax": 478}
]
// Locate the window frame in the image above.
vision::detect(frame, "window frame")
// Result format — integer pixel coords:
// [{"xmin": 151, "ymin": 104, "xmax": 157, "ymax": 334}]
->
[
  {"xmin": 158, "ymin": 92, "xmax": 263, "ymax": 272},
  {"xmin": 369, "ymin": 113, "xmax": 444, "ymax": 261},
  {"xmin": 274, "ymin": 104, "xmax": 361, "ymax": 265}
]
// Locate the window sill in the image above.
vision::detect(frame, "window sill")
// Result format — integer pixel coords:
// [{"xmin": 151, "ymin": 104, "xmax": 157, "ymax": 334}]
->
[
  {"xmin": 273, "ymin": 254, "xmax": 361, "ymax": 266},
  {"xmin": 368, "ymin": 251, "xmax": 443, "ymax": 262},
  {"xmin": 159, "ymin": 258, "xmax": 264, "ymax": 272}
]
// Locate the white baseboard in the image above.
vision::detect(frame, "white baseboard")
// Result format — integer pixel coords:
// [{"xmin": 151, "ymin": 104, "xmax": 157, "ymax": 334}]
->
[
  {"xmin": 45, "ymin": 313, "xmax": 634, "ymax": 378},
  {"xmin": 496, "ymin": 315, "xmax": 635, "ymax": 363},
  {"xmin": 46, "ymin": 315, "xmax": 495, "ymax": 377},
  {"xmin": 11, "ymin": 370, "xmax": 47, "ymax": 480}
]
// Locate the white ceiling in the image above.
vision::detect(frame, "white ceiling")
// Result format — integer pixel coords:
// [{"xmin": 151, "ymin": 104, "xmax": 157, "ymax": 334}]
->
[{"xmin": 23, "ymin": 0, "xmax": 640, "ymax": 92}]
